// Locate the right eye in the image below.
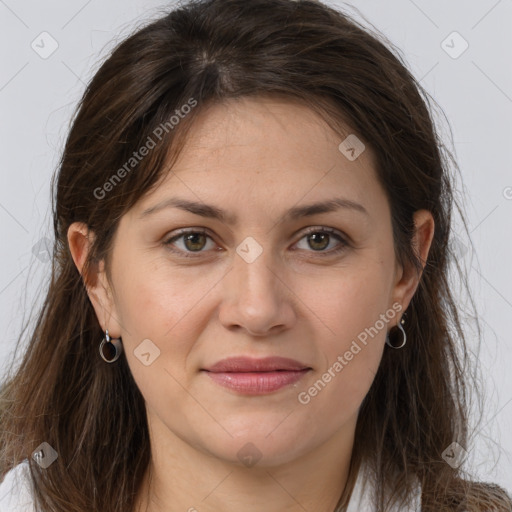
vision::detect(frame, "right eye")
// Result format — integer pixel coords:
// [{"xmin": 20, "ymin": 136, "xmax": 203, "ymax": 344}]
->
[{"xmin": 163, "ymin": 228, "xmax": 219, "ymax": 258}]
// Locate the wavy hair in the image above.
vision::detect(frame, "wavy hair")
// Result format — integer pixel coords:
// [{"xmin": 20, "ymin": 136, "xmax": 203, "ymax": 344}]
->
[{"xmin": 1, "ymin": 0, "xmax": 510, "ymax": 510}]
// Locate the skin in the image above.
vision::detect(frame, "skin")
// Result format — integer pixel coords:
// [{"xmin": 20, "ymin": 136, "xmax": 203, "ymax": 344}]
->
[{"xmin": 68, "ymin": 96, "xmax": 434, "ymax": 512}]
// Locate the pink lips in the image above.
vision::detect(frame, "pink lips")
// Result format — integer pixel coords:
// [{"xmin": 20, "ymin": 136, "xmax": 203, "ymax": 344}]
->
[{"xmin": 201, "ymin": 356, "xmax": 311, "ymax": 395}]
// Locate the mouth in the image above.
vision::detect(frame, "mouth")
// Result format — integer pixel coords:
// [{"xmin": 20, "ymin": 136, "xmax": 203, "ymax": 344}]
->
[
  {"xmin": 202, "ymin": 368, "xmax": 311, "ymax": 395},
  {"xmin": 201, "ymin": 356, "xmax": 312, "ymax": 395}
]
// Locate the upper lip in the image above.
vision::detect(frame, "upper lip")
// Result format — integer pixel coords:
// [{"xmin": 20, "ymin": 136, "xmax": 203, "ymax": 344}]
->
[{"xmin": 202, "ymin": 356, "xmax": 311, "ymax": 373}]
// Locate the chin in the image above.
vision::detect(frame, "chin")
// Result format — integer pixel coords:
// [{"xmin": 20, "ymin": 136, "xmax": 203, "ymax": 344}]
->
[{"xmin": 202, "ymin": 431, "xmax": 312, "ymax": 469}]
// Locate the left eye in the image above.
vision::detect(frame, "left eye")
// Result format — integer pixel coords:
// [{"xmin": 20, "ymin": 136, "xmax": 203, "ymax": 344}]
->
[
  {"xmin": 163, "ymin": 227, "xmax": 348, "ymax": 257},
  {"xmin": 294, "ymin": 228, "xmax": 347, "ymax": 253}
]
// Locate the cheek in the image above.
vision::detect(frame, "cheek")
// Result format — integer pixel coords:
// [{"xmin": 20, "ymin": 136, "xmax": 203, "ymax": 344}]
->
[
  {"xmin": 111, "ymin": 249, "xmax": 209, "ymax": 336},
  {"xmin": 296, "ymin": 304, "xmax": 387, "ymax": 431},
  {"xmin": 111, "ymin": 266, "xmax": 203, "ymax": 417},
  {"xmin": 293, "ymin": 258, "xmax": 392, "ymax": 408},
  {"xmin": 296, "ymin": 256, "xmax": 393, "ymax": 346},
  {"xmin": 110, "ymin": 254, "xmax": 222, "ymax": 384}
]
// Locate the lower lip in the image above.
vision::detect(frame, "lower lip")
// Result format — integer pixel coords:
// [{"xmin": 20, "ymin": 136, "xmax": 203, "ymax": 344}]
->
[{"xmin": 203, "ymin": 369, "xmax": 310, "ymax": 395}]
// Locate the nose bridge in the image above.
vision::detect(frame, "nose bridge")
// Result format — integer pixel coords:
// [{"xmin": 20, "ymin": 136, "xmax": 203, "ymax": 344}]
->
[
  {"xmin": 219, "ymin": 234, "xmax": 294, "ymax": 334},
  {"xmin": 234, "ymin": 234, "xmax": 280, "ymax": 303}
]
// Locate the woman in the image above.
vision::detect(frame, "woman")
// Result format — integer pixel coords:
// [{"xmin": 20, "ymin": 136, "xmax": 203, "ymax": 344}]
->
[{"xmin": 1, "ymin": 0, "xmax": 510, "ymax": 510}]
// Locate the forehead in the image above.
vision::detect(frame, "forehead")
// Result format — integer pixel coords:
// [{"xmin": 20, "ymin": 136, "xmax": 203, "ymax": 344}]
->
[
  {"xmin": 133, "ymin": 96, "xmax": 383, "ymax": 220},
  {"xmin": 174, "ymin": 96, "xmax": 358, "ymax": 162}
]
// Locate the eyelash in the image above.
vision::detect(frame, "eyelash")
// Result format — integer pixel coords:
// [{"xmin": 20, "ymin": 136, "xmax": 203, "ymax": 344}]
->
[{"xmin": 162, "ymin": 227, "xmax": 349, "ymax": 259}]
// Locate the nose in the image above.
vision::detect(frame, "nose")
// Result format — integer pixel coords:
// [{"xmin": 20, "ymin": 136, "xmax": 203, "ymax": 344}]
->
[{"xmin": 218, "ymin": 241, "xmax": 296, "ymax": 337}]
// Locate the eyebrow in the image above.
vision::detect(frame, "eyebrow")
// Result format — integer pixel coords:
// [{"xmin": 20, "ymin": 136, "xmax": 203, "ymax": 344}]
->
[{"xmin": 139, "ymin": 197, "xmax": 369, "ymax": 223}]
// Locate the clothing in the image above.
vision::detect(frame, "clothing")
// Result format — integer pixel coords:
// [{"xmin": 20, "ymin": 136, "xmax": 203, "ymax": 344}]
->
[
  {"xmin": 0, "ymin": 460, "xmax": 34, "ymax": 512},
  {"xmin": 0, "ymin": 459, "xmax": 422, "ymax": 511}
]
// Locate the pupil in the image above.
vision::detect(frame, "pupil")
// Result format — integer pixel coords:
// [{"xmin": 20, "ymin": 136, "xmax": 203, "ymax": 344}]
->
[
  {"xmin": 309, "ymin": 233, "xmax": 328, "ymax": 251},
  {"xmin": 185, "ymin": 233, "xmax": 205, "ymax": 251}
]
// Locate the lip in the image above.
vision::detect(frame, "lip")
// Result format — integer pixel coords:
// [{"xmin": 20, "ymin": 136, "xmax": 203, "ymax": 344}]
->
[
  {"xmin": 203, "ymin": 356, "xmax": 310, "ymax": 373},
  {"xmin": 201, "ymin": 356, "xmax": 312, "ymax": 395}
]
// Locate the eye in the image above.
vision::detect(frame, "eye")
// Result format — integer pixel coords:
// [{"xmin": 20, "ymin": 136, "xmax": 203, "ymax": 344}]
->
[
  {"xmin": 163, "ymin": 228, "xmax": 218, "ymax": 258},
  {"xmin": 293, "ymin": 227, "xmax": 348, "ymax": 255},
  {"xmin": 163, "ymin": 226, "xmax": 349, "ymax": 259}
]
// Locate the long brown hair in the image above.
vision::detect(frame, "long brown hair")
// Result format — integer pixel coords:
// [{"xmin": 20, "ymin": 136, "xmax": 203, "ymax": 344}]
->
[{"xmin": 1, "ymin": 0, "xmax": 510, "ymax": 510}]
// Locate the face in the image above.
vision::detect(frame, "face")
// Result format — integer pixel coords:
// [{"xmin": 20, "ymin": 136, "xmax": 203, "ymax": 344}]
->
[{"xmin": 73, "ymin": 96, "xmax": 430, "ymax": 468}]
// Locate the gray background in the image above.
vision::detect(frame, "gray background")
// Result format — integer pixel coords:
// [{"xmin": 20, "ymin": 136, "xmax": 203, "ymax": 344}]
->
[{"xmin": 1, "ymin": 0, "xmax": 511, "ymax": 492}]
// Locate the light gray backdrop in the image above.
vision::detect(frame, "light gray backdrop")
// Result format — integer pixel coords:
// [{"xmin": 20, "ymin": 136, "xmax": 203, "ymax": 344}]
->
[{"xmin": 1, "ymin": 0, "xmax": 511, "ymax": 492}]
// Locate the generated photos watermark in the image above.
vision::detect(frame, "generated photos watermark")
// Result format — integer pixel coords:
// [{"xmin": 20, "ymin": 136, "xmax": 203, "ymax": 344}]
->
[
  {"xmin": 93, "ymin": 97, "xmax": 198, "ymax": 200},
  {"xmin": 297, "ymin": 302, "xmax": 403, "ymax": 404}
]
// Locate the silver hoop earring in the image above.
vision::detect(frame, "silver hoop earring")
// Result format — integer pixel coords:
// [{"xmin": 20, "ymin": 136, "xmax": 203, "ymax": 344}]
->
[
  {"xmin": 99, "ymin": 329, "xmax": 123, "ymax": 363},
  {"xmin": 385, "ymin": 316, "xmax": 407, "ymax": 349}
]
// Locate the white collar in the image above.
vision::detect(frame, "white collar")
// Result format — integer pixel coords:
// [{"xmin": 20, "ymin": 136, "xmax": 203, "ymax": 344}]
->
[{"xmin": 0, "ymin": 460, "xmax": 33, "ymax": 512}]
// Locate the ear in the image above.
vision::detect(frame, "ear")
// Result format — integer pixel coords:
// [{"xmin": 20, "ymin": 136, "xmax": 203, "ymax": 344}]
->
[
  {"xmin": 390, "ymin": 209, "xmax": 435, "ymax": 319},
  {"xmin": 67, "ymin": 222, "xmax": 122, "ymax": 338}
]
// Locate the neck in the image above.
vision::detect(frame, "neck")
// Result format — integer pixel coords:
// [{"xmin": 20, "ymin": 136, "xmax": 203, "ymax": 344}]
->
[{"xmin": 134, "ymin": 412, "xmax": 357, "ymax": 512}]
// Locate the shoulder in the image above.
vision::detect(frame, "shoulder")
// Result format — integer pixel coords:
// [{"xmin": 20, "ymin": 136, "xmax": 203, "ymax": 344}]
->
[
  {"xmin": 0, "ymin": 460, "xmax": 36, "ymax": 512},
  {"xmin": 446, "ymin": 478, "xmax": 512, "ymax": 511},
  {"xmin": 345, "ymin": 459, "xmax": 512, "ymax": 511}
]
